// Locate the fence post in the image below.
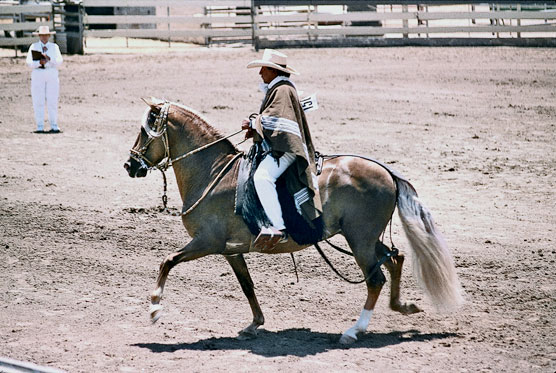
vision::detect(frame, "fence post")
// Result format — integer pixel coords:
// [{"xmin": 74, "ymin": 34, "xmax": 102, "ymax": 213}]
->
[
  {"xmin": 517, "ymin": 3, "xmax": 521, "ymax": 38},
  {"xmin": 251, "ymin": 0, "xmax": 258, "ymax": 50},
  {"xmin": 167, "ymin": 5, "xmax": 171, "ymax": 47},
  {"xmin": 63, "ymin": 1, "xmax": 84, "ymax": 54},
  {"xmin": 402, "ymin": 4, "xmax": 408, "ymax": 38}
]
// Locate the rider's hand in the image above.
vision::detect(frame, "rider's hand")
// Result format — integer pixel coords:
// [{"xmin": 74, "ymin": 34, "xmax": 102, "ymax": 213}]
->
[
  {"xmin": 244, "ymin": 128, "xmax": 253, "ymax": 139},
  {"xmin": 242, "ymin": 119, "xmax": 254, "ymax": 139},
  {"xmin": 241, "ymin": 119, "xmax": 250, "ymax": 130}
]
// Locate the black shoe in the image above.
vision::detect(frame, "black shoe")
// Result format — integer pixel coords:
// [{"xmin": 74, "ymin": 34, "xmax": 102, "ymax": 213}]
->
[
  {"xmin": 49, "ymin": 129, "xmax": 62, "ymax": 134},
  {"xmin": 33, "ymin": 130, "xmax": 46, "ymax": 134},
  {"xmin": 278, "ymin": 229, "xmax": 288, "ymax": 244}
]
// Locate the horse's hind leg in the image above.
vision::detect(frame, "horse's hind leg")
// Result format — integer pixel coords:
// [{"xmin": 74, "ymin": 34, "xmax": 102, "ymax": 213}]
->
[
  {"xmin": 377, "ymin": 241, "xmax": 421, "ymax": 315},
  {"xmin": 150, "ymin": 237, "xmax": 219, "ymax": 323},
  {"xmin": 339, "ymin": 232, "xmax": 386, "ymax": 345},
  {"xmin": 224, "ymin": 254, "xmax": 264, "ymax": 339}
]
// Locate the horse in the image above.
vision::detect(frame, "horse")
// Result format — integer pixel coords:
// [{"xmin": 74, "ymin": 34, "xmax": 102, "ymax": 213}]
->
[{"xmin": 123, "ymin": 98, "xmax": 463, "ymax": 345}]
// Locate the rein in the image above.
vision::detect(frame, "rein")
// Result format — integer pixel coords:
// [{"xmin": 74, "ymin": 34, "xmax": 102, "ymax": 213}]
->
[
  {"xmin": 130, "ymin": 101, "xmax": 245, "ymax": 217},
  {"xmin": 314, "ymin": 241, "xmax": 398, "ymax": 284},
  {"xmin": 159, "ymin": 152, "xmax": 243, "ymax": 217}
]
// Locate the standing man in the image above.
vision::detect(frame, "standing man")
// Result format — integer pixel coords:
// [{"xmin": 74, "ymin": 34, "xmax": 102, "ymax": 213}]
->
[
  {"xmin": 242, "ymin": 49, "xmax": 322, "ymax": 250},
  {"xmin": 26, "ymin": 26, "xmax": 63, "ymax": 134}
]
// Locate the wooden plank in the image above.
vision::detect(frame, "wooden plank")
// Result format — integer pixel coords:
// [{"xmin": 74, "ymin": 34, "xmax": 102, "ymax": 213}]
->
[
  {"xmin": 81, "ymin": 10, "xmax": 556, "ymax": 27},
  {"xmin": 82, "ymin": 0, "xmax": 250, "ymax": 7},
  {"xmin": 257, "ymin": 36, "xmax": 556, "ymax": 48},
  {"xmin": 0, "ymin": 21, "xmax": 50, "ymax": 32},
  {"xmin": 84, "ymin": 27, "xmax": 252, "ymax": 38},
  {"xmin": 255, "ymin": 10, "xmax": 556, "ymax": 24},
  {"xmin": 255, "ymin": 23, "xmax": 556, "ymax": 37},
  {"xmin": 0, "ymin": 358, "xmax": 65, "ymax": 373},
  {"xmin": 84, "ymin": 14, "xmax": 252, "ymax": 24},
  {"xmin": 254, "ymin": 0, "xmax": 556, "ymax": 5},
  {"xmin": 0, "ymin": 36, "xmax": 35, "ymax": 46},
  {"xmin": 0, "ymin": 4, "xmax": 52, "ymax": 14},
  {"xmin": 416, "ymin": 10, "xmax": 556, "ymax": 21}
]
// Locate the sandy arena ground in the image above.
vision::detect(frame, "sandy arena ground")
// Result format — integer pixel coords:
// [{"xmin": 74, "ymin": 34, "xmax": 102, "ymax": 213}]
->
[{"xmin": 1, "ymin": 44, "xmax": 555, "ymax": 372}]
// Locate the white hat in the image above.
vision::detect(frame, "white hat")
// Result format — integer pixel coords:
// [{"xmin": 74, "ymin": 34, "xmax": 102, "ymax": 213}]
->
[
  {"xmin": 247, "ymin": 49, "xmax": 299, "ymax": 75},
  {"xmin": 33, "ymin": 26, "xmax": 56, "ymax": 35}
]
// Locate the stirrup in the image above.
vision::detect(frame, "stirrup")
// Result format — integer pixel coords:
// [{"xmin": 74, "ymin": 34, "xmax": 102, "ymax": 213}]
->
[{"xmin": 253, "ymin": 227, "xmax": 288, "ymax": 251}]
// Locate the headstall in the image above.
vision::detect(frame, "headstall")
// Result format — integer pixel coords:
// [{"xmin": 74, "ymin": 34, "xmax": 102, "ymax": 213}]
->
[{"xmin": 128, "ymin": 101, "xmax": 244, "ymax": 217}]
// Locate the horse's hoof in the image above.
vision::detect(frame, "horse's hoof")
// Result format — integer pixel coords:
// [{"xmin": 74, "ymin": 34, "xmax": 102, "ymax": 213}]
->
[
  {"xmin": 406, "ymin": 303, "xmax": 422, "ymax": 314},
  {"xmin": 237, "ymin": 328, "xmax": 258, "ymax": 340},
  {"xmin": 150, "ymin": 304, "xmax": 163, "ymax": 323},
  {"xmin": 392, "ymin": 302, "xmax": 423, "ymax": 315},
  {"xmin": 398, "ymin": 303, "xmax": 422, "ymax": 315},
  {"xmin": 339, "ymin": 331, "xmax": 358, "ymax": 345}
]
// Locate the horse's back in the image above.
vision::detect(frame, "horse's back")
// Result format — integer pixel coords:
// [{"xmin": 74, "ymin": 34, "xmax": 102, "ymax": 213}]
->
[{"xmin": 318, "ymin": 156, "xmax": 397, "ymax": 237}]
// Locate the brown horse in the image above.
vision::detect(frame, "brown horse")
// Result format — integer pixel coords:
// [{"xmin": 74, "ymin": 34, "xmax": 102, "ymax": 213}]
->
[{"xmin": 124, "ymin": 98, "xmax": 463, "ymax": 344}]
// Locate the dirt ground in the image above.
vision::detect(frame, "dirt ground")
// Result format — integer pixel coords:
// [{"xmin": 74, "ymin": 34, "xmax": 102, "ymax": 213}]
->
[{"xmin": 1, "ymin": 45, "xmax": 555, "ymax": 373}]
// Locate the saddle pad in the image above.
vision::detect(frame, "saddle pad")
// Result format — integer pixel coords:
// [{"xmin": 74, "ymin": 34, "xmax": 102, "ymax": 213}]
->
[{"xmin": 235, "ymin": 155, "xmax": 324, "ymax": 245}]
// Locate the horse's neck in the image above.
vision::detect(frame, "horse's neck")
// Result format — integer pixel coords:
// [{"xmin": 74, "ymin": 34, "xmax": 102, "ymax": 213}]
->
[{"xmin": 167, "ymin": 108, "xmax": 235, "ymax": 204}]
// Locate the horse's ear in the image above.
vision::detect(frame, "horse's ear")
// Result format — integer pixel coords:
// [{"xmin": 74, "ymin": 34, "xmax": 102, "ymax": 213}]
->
[{"xmin": 141, "ymin": 97, "xmax": 164, "ymax": 111}]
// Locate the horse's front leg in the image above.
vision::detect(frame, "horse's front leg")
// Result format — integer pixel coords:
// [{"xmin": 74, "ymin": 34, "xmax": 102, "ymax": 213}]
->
[
  {"xmin": 150, "ymin": 237, "xmax": 219, "ymax": 323},
  {"xmin": 224, "ymin": 254, "xmax": 264, "ymax": 339}
]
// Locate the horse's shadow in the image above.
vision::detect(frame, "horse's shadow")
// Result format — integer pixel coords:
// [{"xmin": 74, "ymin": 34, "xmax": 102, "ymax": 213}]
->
[{"xmin": 133, "ymin": 328, "xmax": 459, "ymax": 358}]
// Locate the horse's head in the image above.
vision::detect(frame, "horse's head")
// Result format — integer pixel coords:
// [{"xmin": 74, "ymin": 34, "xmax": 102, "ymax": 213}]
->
[{"xmin": 124, "ymin": 97, "xmax": 171, "ymax": 178}]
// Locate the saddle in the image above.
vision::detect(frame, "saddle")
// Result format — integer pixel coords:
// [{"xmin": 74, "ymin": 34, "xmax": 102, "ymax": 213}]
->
[{"xmin": 235, "ymin": 144, "xmax": 324, "ymax": 247}]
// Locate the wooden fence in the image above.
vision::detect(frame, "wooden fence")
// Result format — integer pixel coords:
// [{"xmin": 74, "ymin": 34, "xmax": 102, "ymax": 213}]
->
[
  {"xmin": 0, "ymin": 1, "xmax": 54, "ymax": 51},
  {"xmin": 252, "ymin": 1, "xmax": 556, "ymax": 48},
  {"xmin": 1, "ymin": 1, "xmax": 555, "ymax": 54},
  {"xmin": 81, "ymin": 0, "xmax": 253, "ymax": 43}
]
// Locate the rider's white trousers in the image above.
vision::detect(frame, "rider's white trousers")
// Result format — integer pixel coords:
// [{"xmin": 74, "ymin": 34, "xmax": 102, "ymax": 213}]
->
[{"xmin": 253, "ymin": 152, "xmax": 296, "ymax": 230}]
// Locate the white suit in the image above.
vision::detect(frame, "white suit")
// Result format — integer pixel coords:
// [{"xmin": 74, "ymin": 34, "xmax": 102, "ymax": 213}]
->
[{"xmin": 26, "ymin": 41, "xmax": 63, "ymax": 132}]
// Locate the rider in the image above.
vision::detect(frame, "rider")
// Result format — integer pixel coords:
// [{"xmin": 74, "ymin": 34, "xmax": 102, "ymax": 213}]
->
[{"xmin": 242, "ymin": 49, "xmax": 322, "ymax": 249}]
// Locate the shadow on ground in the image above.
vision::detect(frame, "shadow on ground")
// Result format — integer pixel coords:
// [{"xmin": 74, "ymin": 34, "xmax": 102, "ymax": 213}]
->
[{"xmin": 133, "ymin": 328, "xmax": 459, "ymax": 357}]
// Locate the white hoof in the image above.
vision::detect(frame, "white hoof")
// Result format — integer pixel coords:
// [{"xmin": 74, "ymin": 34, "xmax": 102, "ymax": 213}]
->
[
  {"xmin": 150, "ymin": 304, "xmax": 163, "ymax": 323},
  {"xmin": 339, "ymin": 328, "xmax": 358, "ymax": 345}
]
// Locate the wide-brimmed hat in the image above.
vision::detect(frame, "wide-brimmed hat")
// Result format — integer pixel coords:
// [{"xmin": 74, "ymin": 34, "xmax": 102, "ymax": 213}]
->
[
  {"xmin": 247, "ymin": 49, "xmax": 299, "ymax": 75},
  {"xmin": 33, "ymin": 26, "xmax": 56, "ymax": 35}
]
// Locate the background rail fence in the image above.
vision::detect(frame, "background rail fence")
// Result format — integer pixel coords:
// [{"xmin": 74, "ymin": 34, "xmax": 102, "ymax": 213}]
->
[
  {"xmin": 1, "ymin": 1, "xmax": 555, "ymax": 54},
  {"xmin": 252, "ymin": 1, "xmax": 556, "ymax": 48},
  {"xmin": 0, "ymin": 1, "xmax": 54, "ymax": 54},
  {"xmin": 80, "ymin": 0, "xmax": 253, "ymax": 47}
]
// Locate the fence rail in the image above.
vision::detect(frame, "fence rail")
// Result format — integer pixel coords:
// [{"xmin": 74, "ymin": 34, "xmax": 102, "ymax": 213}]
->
[
  {"xmin": 1, "ymin": 1, "xmax": 555, "ymax": 53},
  {"xmin": 252, "ymin": 3, "xmax": 556, "ymax": 48},
  {"xmin": 0, "ymin": 3, "xmax": 54, "ymax": 50}
]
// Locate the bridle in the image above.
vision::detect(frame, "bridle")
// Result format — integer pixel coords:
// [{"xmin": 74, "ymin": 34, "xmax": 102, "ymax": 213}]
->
[
  {"xmin": 128, "ymin": 101, "xmax": 244, "ymax": 216},
  {"xmin": 129, "ymin": 101, "xmax": 172, "ymax": 172}
]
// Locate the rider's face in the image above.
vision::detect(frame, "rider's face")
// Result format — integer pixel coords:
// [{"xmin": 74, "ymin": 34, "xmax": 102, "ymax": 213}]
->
[{"xmin": 259, "ymin": 66, "xmax": 278, "ymax": 84}]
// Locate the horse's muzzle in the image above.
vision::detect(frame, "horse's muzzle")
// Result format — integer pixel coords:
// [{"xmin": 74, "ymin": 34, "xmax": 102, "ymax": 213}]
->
[{"xmin": 124, "ymin": 158, "xmax": 148, "ymax": 178}]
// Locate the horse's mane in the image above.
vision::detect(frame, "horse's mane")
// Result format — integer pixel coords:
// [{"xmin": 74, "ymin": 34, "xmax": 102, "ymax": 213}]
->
[{"xmin": 170, "ymin": 102, "xmax": 238, "ymax": 151}]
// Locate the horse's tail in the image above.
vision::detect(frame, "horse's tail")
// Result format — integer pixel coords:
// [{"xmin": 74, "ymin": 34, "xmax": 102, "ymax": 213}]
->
[{"xmin": 395, "ymin": 178, "xmax": 463, "ymax": 311}]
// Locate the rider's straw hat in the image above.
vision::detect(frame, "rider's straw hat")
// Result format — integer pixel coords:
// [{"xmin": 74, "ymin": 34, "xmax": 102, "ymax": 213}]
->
[
  {"xmin": 33, "ymin": 26, "xmax": 56, "ymax": 35},
  {"xmin": 247, "ymin": 49, "xmax": 299, "ymax": 75}
]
